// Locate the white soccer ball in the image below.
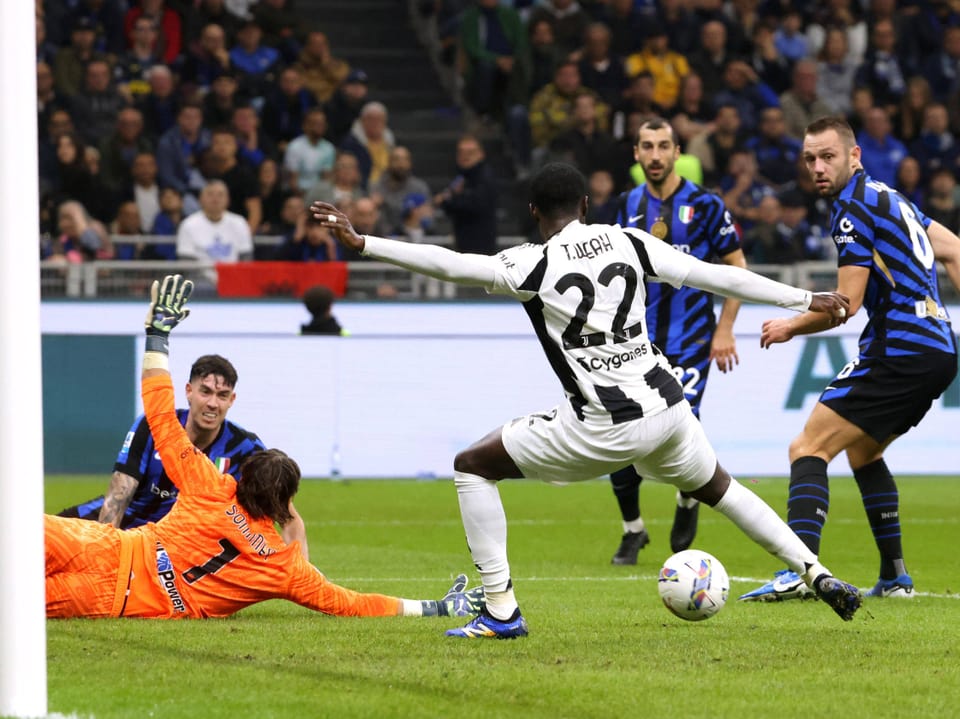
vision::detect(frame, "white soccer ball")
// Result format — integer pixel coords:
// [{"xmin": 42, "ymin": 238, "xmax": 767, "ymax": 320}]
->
[{"xmin": 657, "ymin": 549, "xmax": 729, "ymax": 621}]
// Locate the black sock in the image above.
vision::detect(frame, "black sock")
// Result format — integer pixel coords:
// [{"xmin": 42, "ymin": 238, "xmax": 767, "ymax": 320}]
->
[
  {"xmin": 610, "ymin": 466, "xmax": 642, "ymax": 523},
  {"xmin": 788, "ymin": 456, "xmax": 830, "ymax": 555},
  {"xmin": 853, "ymin": 459, "xmax": 904, "ymax": 580}
]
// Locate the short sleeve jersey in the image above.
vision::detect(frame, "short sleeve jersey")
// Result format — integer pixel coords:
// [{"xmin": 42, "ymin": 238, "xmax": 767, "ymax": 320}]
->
[
  {"xmin": 616, "ymin": 179, "xmax": 740, "ymax": 358},
  {"xmin": 489, "ymin": 221, "xmax": 698, "ymax": 424},
  {"xmin": 114, "ymin": 410, "xmax": 265, "ymax": 528},
  {"xmin": 831, "ymin": 170, "xmax": 956, "ymax": 358}
]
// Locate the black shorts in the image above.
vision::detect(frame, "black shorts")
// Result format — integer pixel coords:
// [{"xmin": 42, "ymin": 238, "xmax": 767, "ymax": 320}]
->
[{"xmin": 819, "ymin": 352, "xmax": 957, "ymax": 443}]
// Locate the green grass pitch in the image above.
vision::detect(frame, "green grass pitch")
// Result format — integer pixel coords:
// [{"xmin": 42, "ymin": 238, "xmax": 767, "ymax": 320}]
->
[{"xmin": 40, "ymin": 475, "xmax": 960, "ymax": 719}]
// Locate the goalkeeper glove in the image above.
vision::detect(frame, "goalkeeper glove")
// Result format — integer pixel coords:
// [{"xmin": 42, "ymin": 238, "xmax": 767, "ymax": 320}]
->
[
  {"xmin": 144, "ymin": 274, "xmax": 193, "ymax": 354},
  {"xmin": 421, "ymin": 574, "xmax": 485, "ymax": 617}
]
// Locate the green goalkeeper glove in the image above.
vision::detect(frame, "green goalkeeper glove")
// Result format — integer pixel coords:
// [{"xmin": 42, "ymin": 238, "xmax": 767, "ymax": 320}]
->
[
  {"xmin": 144, "ymin": 274, "xmax": 193, "ymax": 354},
  {"xmin": 421, "ymin": 574, "xmax": 485, "ymax": 617}
]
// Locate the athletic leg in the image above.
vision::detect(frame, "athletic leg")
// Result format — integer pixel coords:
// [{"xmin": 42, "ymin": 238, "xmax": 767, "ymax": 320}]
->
[{"xmin": 609, "ymin": 466, "xmax": 648, "ymax": 565}]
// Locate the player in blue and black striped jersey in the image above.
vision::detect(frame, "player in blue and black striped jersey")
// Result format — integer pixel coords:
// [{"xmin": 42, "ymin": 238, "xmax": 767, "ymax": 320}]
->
[
  {"xmin": 741, "ymin": 117, "xmax": 960, "ymax": 602},
  {"xmin": 58, "ymin": 354, "xmax": 310, "ymax": 559},
  {"xmin": 607, "ymin": 118, "xmax": 747, "ymax": 565}
]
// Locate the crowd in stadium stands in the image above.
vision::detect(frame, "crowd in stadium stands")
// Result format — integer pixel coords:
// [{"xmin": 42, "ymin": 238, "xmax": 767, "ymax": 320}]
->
[{"xmin": 36, "ymin": 0, "xmax": 960, "ymax": 272}]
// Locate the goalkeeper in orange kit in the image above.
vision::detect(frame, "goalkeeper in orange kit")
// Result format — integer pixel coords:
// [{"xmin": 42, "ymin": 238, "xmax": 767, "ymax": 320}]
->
[{"xmin": 45, "ymin": 274, "xmax": 484, "ymax": 620}]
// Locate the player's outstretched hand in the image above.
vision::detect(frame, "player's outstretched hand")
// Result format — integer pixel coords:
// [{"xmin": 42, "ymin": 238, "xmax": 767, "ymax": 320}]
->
[
  {"xmin": 309, "ymin": 201, "xmax": 365, "ymax": 253},
  {"xmin": 440, "ymin": 573, "xmax": 485, "ymax": 617},
  {"xmin": 808, "ymin": 291, "xmax": 851, "ymax": 326},
  {"xmin": 145, "ymin": 274, "xmax": 193, "ymax": 337}
]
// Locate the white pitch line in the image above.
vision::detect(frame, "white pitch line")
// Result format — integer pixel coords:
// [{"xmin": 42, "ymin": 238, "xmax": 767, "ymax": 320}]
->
[{"xmin": 334, "ymin": 575, "xmax": 960, "ymax": 600}]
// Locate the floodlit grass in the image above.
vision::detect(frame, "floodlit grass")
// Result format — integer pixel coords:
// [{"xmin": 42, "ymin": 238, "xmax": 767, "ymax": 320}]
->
[{"xmin": 40, "ymin": 475, "xmax": 960, "ymax": 719}]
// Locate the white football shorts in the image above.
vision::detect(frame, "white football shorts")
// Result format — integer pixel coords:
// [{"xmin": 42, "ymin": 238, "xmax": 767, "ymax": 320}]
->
[{"xmin": 500, "ymin": 401, "xmax": 717, "ymax": 493}]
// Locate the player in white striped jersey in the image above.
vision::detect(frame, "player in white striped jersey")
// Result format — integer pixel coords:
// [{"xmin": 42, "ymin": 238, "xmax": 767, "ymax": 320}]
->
[{"xmin": 310, "ymin": 163, "xmax": 863, "ymax": 638}]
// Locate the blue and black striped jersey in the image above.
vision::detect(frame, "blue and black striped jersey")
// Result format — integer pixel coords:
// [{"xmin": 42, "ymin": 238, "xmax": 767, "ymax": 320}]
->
[
  {"xmin": 832, "ymin": 170, "xmax": 956, "ymax": 358},
  {"xmin": 616, "ymin": 179, "xmax": 741, "ymax": 361},
  {"xmin": 113, "ymin": 409, "xmax": 265, "ymax": 528}
]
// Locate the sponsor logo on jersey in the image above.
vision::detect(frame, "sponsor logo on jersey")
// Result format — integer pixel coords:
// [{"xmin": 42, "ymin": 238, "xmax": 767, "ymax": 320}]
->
[
  {"xmin": 628, "ymin": 214, "xmax": 644, "ymax": 224},
  {"xmin": 154, "ymin": 451, "xmax": 162, "ymax": 460},
  {"xmin": 573, "ymin": 344, "xmax": 649, "ymax": 372},
  {"xmin": 150, "ymin": 483, "xmax": 176, "ymax": 499},
  {"xmin": 839, "ymin": 217, "xmax": 854, "ymax": 233},
  {"xmin": 834, "ymin": 235, "xmax": 855, "ymax": 244},
  {"xmin": 155, "ymin": 544, "xmax": 186, "ymax": 613},
  {"xmin": 122, "ymin": 432, "xmax": 134, "ymax": 452},
  {"xmin": 678, "ymin": 205, "xmax": 694, "ymax": 224}
]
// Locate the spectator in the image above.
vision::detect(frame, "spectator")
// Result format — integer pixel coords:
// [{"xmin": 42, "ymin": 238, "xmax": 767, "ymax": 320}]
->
[
  {"xmin": 202, "ymin": 126, "xmax": 261, "ymax": 233},
  {"xmin": 36, "ymin": 13, "xmax": 59, "ymax": 66},
  {"xmin": 526, "ymin": 18, "xmax": 565, "ymax": 99},
  {"xmin": 657, "ymin": 0, "xmax": 700, "ymax": 57},
  {"xmin": 529, "ymin": 61, "xmax": 608, "ymax": 151},
  {"xmin": 816, "ymin": 27, "xmax": 858, "ymax": 116},
  {"xmin": 895, "ymin": 156, "xmax": 925, "ymax": 210},
  {"xmin": 668, "ymin": 73, "xmax": 715, "ymax": 147},
  {"xmin": 232, "ymin": 105, "xmax": 276, "ymax": 170},
  {"xmin": 779, "ymin": 60, "xmax": 834, "ymax": 141},
  {"xmin": 146, "ymin": 187, "xmax": 183, "ymax": 259},
  {"xmin": 134, "ymin": 68, "xmax": 177, "ymax": 143},
  {"xmin": 687, "ymin": 102, "xmax": 748, "ymax": 190},
  {"xmin": 346, "ymin": 196, "xmax": 391, "ymax": 244},
  {"xmin": 252, "ymin": 0, "xmax": 301, "ymax": 63},
  {"xmin": 577, "ymin": 23, "xmax": 627, "ymax": 111},
  {"xmin": 527, "ymin": 0, "xmax": 590, "ymax": 59},
  {"xmin": 923, "ymin": 168, "xmax": 960, "ymax": 234},
  {"xmin": 712, "ymin": 60, "xmax": 779, "ymax": 134},
  {"xmin": 297, "ymin": 31, "xmax": 350, "ymax": 104},
  {"xmin": 779, "ymin": 187, "xmax": 828, "ymax": 260},
  {"xmin": 52, "ymin": 18, "xmax": 108, "ymax": 99},
  {"xmin": 37, "ymin": 61, "xmax": 73, "ymax": 138},
  {"xmin": 156, "ymin": 103, "xmax": 211, "ymax": 213},
  {"xmin": 72, "ymin": 59, "xmax": 129, "ymax": 148},
  {"xmin": 300, "ymin": 285, "xmax": 345, "ymax": 336},
  {"xmin": 283, "ymin": 108, "xmax": 336, "ymax": 195},
  {"xmin": 52, "ymin": 132, "xmax": 114, "ymax": 223},
  {"xmin": 920, "ymin": 25, "xmax": 960, "ymax": 102},
  {"xmin": 687, "ymin": 20, "xmax": 731, "ymax": 104},
  {"xmin": 624, "ymin": 23, "xmax": 689, "ymax": 112},
  {"xmin": 229, "ymin": 18, "xmax": 280, "ymax": 102},
  {"xmin": 184, "ymin": 0, "xmax": 240, "ymax": 50},
  {"xmin": 896, "ymin": 76, "xmax": 933, "ymax": 144},
  {"xmin": 612, "ymin": 71, "xmax": 664, "ymax": 140},
  {"xmin": 270, "ymin": 193, "xmax": 306, "ymax": 243},
  {"xmin": 255, "ymin": 158, "xmax": 289, "ymax": 235},
  {"xmin": 111, "ymin": 200, "xmax": 144, "ymax": 259},
  {"xmin": 276, "ymin": 214, "xmax": 337, "ymax": 262},
  {"xmin": 806, "ymin": 0, "xmax": 867, "ymax": 66},
  {"xmin": 856, "ymin": 106, "xmax": 908, "ymax": 187},
  {"xmin": 322, "ymin": 69, "xmax": 367, "ymax": 146},
  {"xmin": 745, "ymin": 22, "xmax": 791, "ymax": 97},
  {"xmin": 854, "ymin": 19, "xmax": 906, "ymax": 113},
  {"xmin": 202, "ymin": 70, "xmax": 244, "ymax": 129},
  {"xmin": 458, "ymin": 0, "xmax": 530, "ymax": 125},
  {"xmin": 39, "ymin": 110, "xmax": 76, "ymax": 196},
  {"xmin": 67, "ymin": 0, "xmax": 126, "ymax": 60},
  {"xmin": 433, "ymin": 135, "xmax": 498, "ymax": 255},
  {"xmin": 397, "ymin": 193, "xmax": 434, "ymax": 243},
  {"xmin": 599, "ymin": 0, "xmax": 645, "ymax": 58},
  {"xmin": 115, "ymin": 15, "xmax": 163, "ymax": 100},
  {"xmin": 370, "ymin": 146, "xmax": 433, "ymax": 235},
  {"xmin": 745, "ymin": 106, "xmax": 801, "ymax": 190},
  {"xmin": 123, "ymin": 0, "xmax": 181, "ymax": 65},
  {"xmin": 124, "ymin": 151, "xmax": 162, "ymax": 232},
  {"xmin": 585, "ymin": 169, "xmax": 618, "ymax": 225},
  {"xmin": 773, "ymin": 8, "xmax": 808, "ymax": 64},
  {"xmin": 341, "ymin": 102, "xmax": 395, "ymax": 188},
  {"xmin": 176, "ymin": 180, "xmax": 253, "ymax": 284},
  {"xmin": 304, "ymin": 151, "xmax": 366, "ymax": 208},
  {"xmin": 742, "ymin": 195, "xmax": 796, "ymax": 264},
  {"xmin": 847, "ymin": 85, "xmax": 875, "ymax": 136},
  {"xmin": 180, "ymin": 23, "xmax": 233, "ymax": 98},
  {"xmin": 720, "ymin": 149, "xmax": 774, "ymax": 232},
  {"xmin": 49, "ymin": 200, "xmax": 113, "ymax": 262},
  {"xmin": 97, "ymin": 108, "xmax": 154, "ymax": 208},
  {"xmin": 548, "ymin": 94, "xmax": 619, "ymax": 179},
  {"xmin": 909, "ymin": 103, "xmax": 960, "ymax": 183},
  {"xmin": 263, "ymin": 66, "xmax": 320, "ymax": 150}
]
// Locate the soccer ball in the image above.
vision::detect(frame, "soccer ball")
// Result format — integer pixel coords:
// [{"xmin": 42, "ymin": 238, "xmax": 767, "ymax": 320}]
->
[{"xmin": 657, "ymin": 549, "xmax": 729, "ymax": 621}]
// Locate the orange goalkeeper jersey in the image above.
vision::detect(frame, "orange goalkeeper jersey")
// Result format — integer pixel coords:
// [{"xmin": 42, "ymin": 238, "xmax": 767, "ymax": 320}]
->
[{"xmin": 63, "ymin": 374, "xmax": 401, "ymax": 619}]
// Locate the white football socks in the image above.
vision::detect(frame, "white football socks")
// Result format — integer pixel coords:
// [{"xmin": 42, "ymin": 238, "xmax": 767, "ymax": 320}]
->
[
  {"xmin": 623, "ymin": 518, "xmax": 646, "ymax": 534},
  {"xmin": 713, "ymin": 478, "xmax": 829, "ymax": 582},
  {"xmin": 453, "ymin": 471, "xmax": 518, "ymax": 619}
]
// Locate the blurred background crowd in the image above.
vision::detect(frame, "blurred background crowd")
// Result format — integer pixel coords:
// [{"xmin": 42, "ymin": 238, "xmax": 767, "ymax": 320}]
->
[{"xmin": 34, "ymin": 0, "xmax": 960, "ymax": 284}]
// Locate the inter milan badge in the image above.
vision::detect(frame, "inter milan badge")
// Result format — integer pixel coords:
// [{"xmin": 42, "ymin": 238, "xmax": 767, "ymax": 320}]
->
[{"xmin": 650, "ymin": 219, "xmax": 668, "ymax": 240}]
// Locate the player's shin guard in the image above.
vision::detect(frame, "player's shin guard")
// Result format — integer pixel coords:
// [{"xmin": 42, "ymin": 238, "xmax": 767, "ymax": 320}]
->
[
  {"xmin": 788, "ymin": 456, "xmax": 830, "ymax": 555},
  {"xmin": 610, "ymin": 466, "xmax": 642, "ymax": 522},
  {"xmin": 854, "ymin": 459, "xmax": 905, "ymax": 580},
  {"xmin": 714, "ymin": 479, "xmax": 825, "ymax": 580},
  {"xmin": 453, "ymin": 471, "xmax": 517, "ymax": 619}
]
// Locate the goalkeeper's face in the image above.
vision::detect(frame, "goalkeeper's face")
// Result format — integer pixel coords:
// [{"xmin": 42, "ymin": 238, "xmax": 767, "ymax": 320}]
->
[{"xmin": 185, "ymin": 374, "xmax": 236, "ymax": 433}]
